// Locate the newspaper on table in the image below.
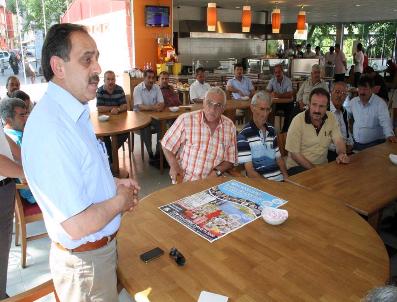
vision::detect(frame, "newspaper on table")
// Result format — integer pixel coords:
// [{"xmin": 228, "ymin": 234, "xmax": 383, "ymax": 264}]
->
[{"xmin": 159, "ymin": 180, "xmax": 288, "ymax": 242}]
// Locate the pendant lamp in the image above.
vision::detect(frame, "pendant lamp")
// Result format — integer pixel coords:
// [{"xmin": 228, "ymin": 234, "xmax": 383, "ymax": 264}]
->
[
  {"xmin": 297, "ymin": 8, "xmax": 306, "ymax": 34},
  {"xmin": 207, "ymin": 3, "xmax": 217, "ymax": 31},
  {"xmin": 272, "ymin": 8, "xmax": 281, "ymax": 34},
  {"xmin": 242, "ymin": 6, "xmax": 251, "ymax": 33}
]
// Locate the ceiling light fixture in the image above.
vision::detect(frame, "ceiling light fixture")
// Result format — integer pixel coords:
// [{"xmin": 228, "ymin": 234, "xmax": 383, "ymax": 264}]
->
[
  {"xmin": 272, "ymin": 2, "xmax": 281, "ymax": 34},
  {"xmin": 297, "ymin": 5, "xmax": 306, "ymax": 34},
  {"xmin": 207, "ymin": 3, "xmax": 217, "ymax": 31},
  {"xmin": 242, "ymin": 5, "xmax": 252, "ymax": 33}
]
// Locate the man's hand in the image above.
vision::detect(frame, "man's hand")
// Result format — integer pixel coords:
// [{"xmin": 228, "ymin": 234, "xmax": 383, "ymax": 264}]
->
[
  {"xmin": 169, "ymin": 165, "xmax": 184, "ymax": 184},
  {"xmin": 387, "ymin": 135, "xmax": 397, "ymax": 143},
  {"xmin": 115, "ymin": 178, "xmax": 140, "ymax": 193},
  {"xmin": 336, "ymin": 153, "xmax": 350, "ymax": 164},
  {"xmin": 110, "ymin": 107, "xmax": 119, "ymax": 115},
  {"xmin": 116, "ymin": 184, "xmax": 139, "ymax": 213},
  {"xmin": 154, "ymin": 103, "xmax": 164, "ymax": 112}
]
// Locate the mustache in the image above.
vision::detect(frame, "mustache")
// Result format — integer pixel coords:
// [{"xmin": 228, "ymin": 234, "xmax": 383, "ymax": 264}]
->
[
  {"xmin": 312, "ymin": 112, "xmax": 321, "ymax": 116},
  {"xmin": 89, "ymin": 74, "xmax": 100, "ymax": 84}
]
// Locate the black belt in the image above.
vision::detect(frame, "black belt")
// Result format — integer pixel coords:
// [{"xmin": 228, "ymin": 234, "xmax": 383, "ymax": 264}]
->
[{"xmin": 0, "ymin": 178, "xmax": 13, "ymax": 187}]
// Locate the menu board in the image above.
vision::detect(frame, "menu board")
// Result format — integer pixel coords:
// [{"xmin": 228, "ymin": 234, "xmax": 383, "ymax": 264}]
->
[{"xmin": 159, "ymin": 180, "xmax": 288, "ymax": 242}]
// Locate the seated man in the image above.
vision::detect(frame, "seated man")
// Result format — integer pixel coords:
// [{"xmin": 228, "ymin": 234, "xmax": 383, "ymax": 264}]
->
[
  {"xmin": 286, "ymin": 87, "xmax": 349, "ymax": 176},
  {"xmin": 96, "ymin": 70, "xmax": 128, "ymax": 163},
  {"xmin": 266, "ymin": 64, "xmax": 294, "ymax": 132},
  {"xmin": 237, "ymin": 91, "xmax": 288, "ymax": 182},
  {"xmin": 226, "ymin": 63, "xmax": 255, "ymax": 100},
  {"xmin": 162, "ymin": 87, "xmax": 237, "ymax": 182},
  {"xmin": 0, "ymin": 97, "xmax": 35, "ymax": 204},
  {"xmin": 11, "ymin": 90, "xmax": 34, "ymax": 112},
  {"xmin": 133, "ymin": 69, "xmax": 164, "ymax": 162},
  {"xmin": 328, "ymin": 81, "xmax": 353, "ymax": 161},
  {"xmin": 158, "ymin": 71, "xmax": 181, "ymax": 107},
  {"xmin": 296, "ymin": 64, "xmax": 329, "ymax": 111},
  {"xmin": 189, "ymin": 67, "xmax": 211, "ymax": 103},
  {"xmin": 349, "ymin": 75, "xmax": 397, "ymax": 151},
  {"xmin": 5, "ymin": 76, "xmax": 20, "ymax": 98}
]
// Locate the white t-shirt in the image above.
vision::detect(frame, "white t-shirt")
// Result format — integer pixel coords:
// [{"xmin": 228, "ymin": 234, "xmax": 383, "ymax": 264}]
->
[
  {"xmin": 354, "ymin": 51, "xmax": 364, "ymax": 73},
  {"xmin": 189, "ymin": 80, "xmax": 211, "ymax": 101},
  {"xmin": 0, "ymin": 125, "xmax": 14, "ymax": 181}
]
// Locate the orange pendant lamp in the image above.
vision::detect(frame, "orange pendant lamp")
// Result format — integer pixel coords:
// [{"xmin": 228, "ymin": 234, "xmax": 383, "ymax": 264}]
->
[
  {"xmin": 272, "ymin": 8, "xmax": 281, "ymax": 34},
  {"xmin": 207, "ymin": 3, "xmax": 217, "ymax": 31},
  {"xmin": 242, "ymin": 5, "xmax": 252, "ymax": 33},
  {"xmin": 297, "ymin": 8, "xmax": 306, "ymax": 34}
]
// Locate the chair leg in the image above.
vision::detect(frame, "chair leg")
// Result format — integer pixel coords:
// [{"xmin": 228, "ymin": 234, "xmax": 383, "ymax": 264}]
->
[
  {"xmin": 140, "ymin": 136, "xmax": 145, "ymax": 161},
  {"xmin": 15, "ymin": 214, "xmax": 20, "ymax": 246},
  {"xmin": 21, "ymin": 223, "xmax": 27, "ymax": 268}
]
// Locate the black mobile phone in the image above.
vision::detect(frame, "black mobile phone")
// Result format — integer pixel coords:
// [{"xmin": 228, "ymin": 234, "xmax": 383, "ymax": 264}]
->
[{"xmin": 139, "ymin": 247, "xmax": 164, "ymax": 263}]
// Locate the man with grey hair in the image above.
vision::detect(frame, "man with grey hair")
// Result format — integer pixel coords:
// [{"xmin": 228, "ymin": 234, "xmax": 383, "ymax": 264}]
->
[
  {"xmin": 296, "ymin": 64, "xmax": 329, "ymax": 110},
  {"xmin": 364, "ymin": 285, "xmax": 397, "ymax": 302},
  {"xmin": 0, "ymin": 98, "xmax": 36, "ymax": 204},
  {"xmin": 237, "ymin": 91, "xmax": 288, "ymax": 181},
  {"xmin": 162, "ymin": 87, "xmax": 237, "ymax": 182}
]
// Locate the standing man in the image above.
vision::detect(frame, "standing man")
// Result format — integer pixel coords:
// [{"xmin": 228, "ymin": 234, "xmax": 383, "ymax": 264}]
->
[
  {"xmin": 296, "ymin": 64, "xmax": 329, "ymax": 111},
  {"xmin": 0, "ymin": 123, "xmax": 23, "ymax": 300},
  {"xmin": 266, "ymin": 64, "xmax": 294, "ymax": 132},
  {"xmin": 22, "ymin": 23, "xmax": 140, "ymax": 302},
  {"xmin": 328, "ymin": 82, "xmax": 353, "ymax": 161},
  {"xmin": 133, "ymin": 69, "xmax": 164, "ymax": 162},
  {"xmin": 349, "ymin": 76, "xmax": 396, "ymax": 150},
  {"xmin": 96, "ymin": 70, "xmax": 128, "ymax": 164},
  {"xmin": 353, "ymin": 43, "xmax": 364, "ymax": 87},
  {"xmin": 237, "ymin": 91, "xmax": 288, "ymax": 181},
  {"xmin": 189, "ymin": 67, "xmax": 211, "ymax": 103},
  {"xmin": 162, "ymin": 87, "xmax": 237, "ymax": 182},
  {"xmin": 286, "ymin": 88, "xmax": 349, "ymax": 175},
  {"xmin": 334, "ymin": 43, "xmax": 347, "ymax": 82},
  {"xmin": 226, "ymin": 63, "xmax": 255, "ymax": 100},
  {"xmin": 304, "ymin": 44, "xmax": 316, "ymax": 58},
  {"xmin": 324, "ymin": 46, "xmax": 336, "ymax": 67},
  {"xmin": 158, "ymin": 71, "xmax": 181, "ymax": 107}
]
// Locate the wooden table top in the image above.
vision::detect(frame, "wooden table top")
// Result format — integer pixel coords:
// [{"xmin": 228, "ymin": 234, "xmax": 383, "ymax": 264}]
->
[
  {"xmin": 289, "ymin": 142, "xmax": 397, "ymax": 216},
  {"xmin": 146, "ymin": 100, "xmax": 251, "ymax": 121},
  {"xmin": 117, "ymin": 177, "xmax": 389, "ymax": 302},
  {"xmin": 90, "ymin": 111, "xmax": 151, "ymax": 137}
]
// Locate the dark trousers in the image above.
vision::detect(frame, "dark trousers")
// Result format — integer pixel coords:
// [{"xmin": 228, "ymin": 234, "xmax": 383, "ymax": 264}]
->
[
  {"xmin": 354, "ymin": 72, "xmax": 362, "ymax": 87},
  {"xmin": 327, "ymin": 150, "xmax": 338, "ymax": 162},
  {"xmin": 275, "ymin": 102, "xmax": 294, "ymax": 133},
  {"xmin": 103, "ymin": 133, "xmax": 129, "ymax": 164},
  {"xmin": 334, "ymin": 73, "xmax": 346, "ymax": 82},
  {"xmin": 140, "ymin": 120, "xmax": 161, "ymax": 158},
  {"xmin": 353, "ymin": 139, "xmax": 385, "ymax": 151},
  {"xmin": 0, "ymin": 181, "xmax": 15, "ymax": 299},
  {"xmin": 287, "ymin": 166, "xmax": 307, "ymax": 176}
]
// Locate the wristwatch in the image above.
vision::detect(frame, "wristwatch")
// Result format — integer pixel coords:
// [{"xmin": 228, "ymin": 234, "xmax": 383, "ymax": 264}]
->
[{"xmin": 214, "ymin": 168, "xmax": 223, "ymax": 177}]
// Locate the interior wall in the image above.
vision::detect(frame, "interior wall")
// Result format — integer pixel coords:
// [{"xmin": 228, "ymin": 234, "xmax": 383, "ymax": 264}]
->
[{"xmin": 133, "ymin": 0, "xmax": 173, "ymax": 69}]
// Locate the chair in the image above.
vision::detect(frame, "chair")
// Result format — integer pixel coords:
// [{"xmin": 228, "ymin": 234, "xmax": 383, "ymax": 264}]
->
[
  {"xmin": 14, "ymin": 184, "xmax": 47, "ymax": 268},
  {"xmin": 4, "ymin": 279, "xmax": 59, "ymax": 302}
]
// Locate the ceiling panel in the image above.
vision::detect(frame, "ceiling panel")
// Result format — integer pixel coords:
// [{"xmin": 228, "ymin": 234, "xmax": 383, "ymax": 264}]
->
[{"xmin": 173, "ymin": 0, "xmax": 397, "ymax": 23}]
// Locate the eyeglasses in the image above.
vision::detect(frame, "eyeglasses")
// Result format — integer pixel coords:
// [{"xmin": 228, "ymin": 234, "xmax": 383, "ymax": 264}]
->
[
  {"xmin": 333, "ymin": 89, "xmax": 347, "ymax": 95},
  {"xmin": 169, "ymin": 247, "xmax": 186, "ymax": 266},
  {"xmin": 206, "ymin": 100, "xmax": 224, "ymax": 110}
]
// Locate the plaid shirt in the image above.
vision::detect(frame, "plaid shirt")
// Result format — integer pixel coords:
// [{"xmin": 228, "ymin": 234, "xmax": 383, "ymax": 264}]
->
[{"xmin": 161, "ymin": 110, "xmax": 237, "ymax": 182}]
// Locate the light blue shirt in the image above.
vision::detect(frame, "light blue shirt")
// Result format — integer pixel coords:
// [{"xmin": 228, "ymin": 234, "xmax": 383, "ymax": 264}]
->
[
  {"xmin": 349, "ymin": 93, "xmax": 394, "ymax": 144},
  {"xmin": 133, "ymin": 82, "xmax": 164, "ymax": 111},
  {"xmin": 227, "ymin": 76, "xmax": 254, "ymax": 100},
  {"xmin": 22, "ymin": 81, "xmax": 118, "ymax": 249},
  {"xmin": 266, "ymin": 76, "xmax": 293, "ymax": 94}
]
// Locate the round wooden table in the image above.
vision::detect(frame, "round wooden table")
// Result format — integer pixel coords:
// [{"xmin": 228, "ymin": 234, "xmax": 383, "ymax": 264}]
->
[
  {"xmin": 117, "ymin": 177, "xmax": 389, "ymax": 302},
  {"xmin": 90, "ymin": 111, "xmax": 151, "ymax": 176}
]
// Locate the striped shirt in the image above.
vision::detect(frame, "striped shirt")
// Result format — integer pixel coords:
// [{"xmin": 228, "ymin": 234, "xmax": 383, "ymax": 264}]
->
[
  {"xmin": 161, "ymin": 110, "xmax": 237, "ymax": 182},
  {"xmin": 237, "ymin": 122, "xmax": 283, "ymax": 181},
  {"xmin": 96, "ymin": 84, "xmax": 126, "ymax": 107}
]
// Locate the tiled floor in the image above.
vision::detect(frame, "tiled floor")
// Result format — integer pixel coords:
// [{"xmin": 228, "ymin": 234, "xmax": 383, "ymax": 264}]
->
[{"xmin": 6, "ymin": 134, "xmax": 170, "ymax": 301}]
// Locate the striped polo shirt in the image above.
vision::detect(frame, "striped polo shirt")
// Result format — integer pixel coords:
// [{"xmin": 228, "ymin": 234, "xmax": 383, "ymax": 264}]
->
[
  {"xmin": 96, "ymin": 84, "xmax": 126, "ymax": 107},
  {"xmin": 237, "ymin": 121, "xmax": 283, "ymax": 181}
]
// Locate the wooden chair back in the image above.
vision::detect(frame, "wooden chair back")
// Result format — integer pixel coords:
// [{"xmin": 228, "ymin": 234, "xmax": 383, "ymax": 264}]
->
[
  {"xmin": 4, "ymin": 280, "xmax": 59, "ymax": 302},
  {"xmin": 277, "ymin": 132, "xmax": 288, "ymax": 157}
]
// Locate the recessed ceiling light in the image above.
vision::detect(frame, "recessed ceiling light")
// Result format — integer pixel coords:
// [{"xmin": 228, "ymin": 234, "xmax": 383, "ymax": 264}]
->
[
  {"xmin": 235, "ymin": 6, "xmax": 240, "ymax": 8},
  {"xmin": 355, "ymin": 4, "xmax": 361, "ymax": 6}
]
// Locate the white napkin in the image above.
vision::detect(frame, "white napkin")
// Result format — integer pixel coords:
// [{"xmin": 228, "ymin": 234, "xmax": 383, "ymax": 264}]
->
[{"xmin": 197, "ymin": 291, "xmax": 228, "ymax": 302}]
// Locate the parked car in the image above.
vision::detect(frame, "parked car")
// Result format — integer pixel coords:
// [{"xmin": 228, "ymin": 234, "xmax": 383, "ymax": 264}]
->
[{"xmin": 0, "ymin": 51, "xmax": 10, "ymax": 71}]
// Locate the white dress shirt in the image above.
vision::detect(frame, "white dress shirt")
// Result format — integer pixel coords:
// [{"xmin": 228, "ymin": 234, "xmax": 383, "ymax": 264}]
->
[
  {"xmin": 133, "ymin": 82, "xmax": 164, "ymax": 110},
  {"xmin": 349, "ymin": 93, "xmax": 394, "ymax": 144},
  {"xmin": 189, "ymin": 80, "xmax": 211, "ymax": 101},
  {"xmin": 22, "ymin": 82, "xmax": 119, "ymax": 249}
]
